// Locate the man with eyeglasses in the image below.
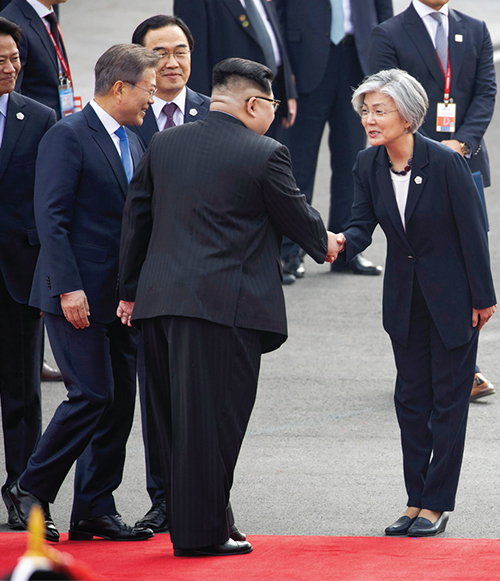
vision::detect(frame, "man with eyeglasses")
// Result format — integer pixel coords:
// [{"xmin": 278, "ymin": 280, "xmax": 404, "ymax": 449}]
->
[
  {"xmin": 129, "ymin": 15, "xmax": 210, "ymax": 149},
  {"xmin": 4, "ymin": 44, "xmax": 159, "ymax": 543},
  {"xmin": 117, "ymin": 57, "xmax": 340, "ymax": 556}
]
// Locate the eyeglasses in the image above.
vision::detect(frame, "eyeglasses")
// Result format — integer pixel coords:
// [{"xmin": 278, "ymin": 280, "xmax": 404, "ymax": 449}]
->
[
  {"xmin": 359, "ymin": 108, "xmax": 398, "ymax": 118},
  {"xmin": 126, "ymin": 82, "xmax": 157, "ymax": 98},
  {"xmin": 153, "ymin": 49, "xmax": 191, "ymax": 61},
  {"xmin": 245, "ymin": 96, "xmax": 281, "ymax": 111}
]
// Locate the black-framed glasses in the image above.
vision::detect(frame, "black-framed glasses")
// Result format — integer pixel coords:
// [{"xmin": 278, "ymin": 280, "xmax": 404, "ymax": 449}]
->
[
  {"xmin": 153, "ymin": 49, "xmax": 191, "ymax": 61},
  {"xmin": 245, "ymin": 96, "xmax": 281, "ymax": 111},
  {"xmin": 125, "ymin": 82, "xmax": 157, "ymax": 98}
]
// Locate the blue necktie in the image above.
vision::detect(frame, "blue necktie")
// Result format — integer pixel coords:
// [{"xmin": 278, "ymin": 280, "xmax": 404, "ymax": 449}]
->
[
  {"xmin": 115, "ymin": 126, "xmax": 134, "ymax": 183},
  {"xmin": 330, "ymin": 0, "xmax": 345, "ymax": 45}
]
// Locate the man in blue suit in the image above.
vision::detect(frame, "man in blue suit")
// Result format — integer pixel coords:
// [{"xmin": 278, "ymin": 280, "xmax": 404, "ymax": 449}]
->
[
  {"xmin": 1, "ymin": 0, "xmax": 70, "ymax": 120},
  {"xmin": 0, "ymin": 16, "xmax": 56, "ymax": 529},
  {"xmin": 127, "ymin": 14, "xmax": 210, "ymax": 535},
  {"xmin": 4, "ymin": 44, "xmax": 159, "ymax": 543},
  {"xmin": 369, "ymin": 0, "xmax": 497, "ymax": 400},
  {"xmin": 274, "ymin": 0, "xmax": 393, "ymax": 280}
]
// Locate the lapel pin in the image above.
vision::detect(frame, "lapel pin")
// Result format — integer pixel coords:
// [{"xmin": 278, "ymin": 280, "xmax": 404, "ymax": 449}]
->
[
  {"xmin": 455, "ymin": 34, "xmax": 463, "ymax": 43},
  {"xmin": 16, "ymin": 112, "xmax": 24, "ymax": 120},
  {"xmin": 414, "ymin": 176, "xmax": 422, "ymax": 185},
  {"xmin": 189, "ymin": 108, "xmax": 198, "ymax": 117}
]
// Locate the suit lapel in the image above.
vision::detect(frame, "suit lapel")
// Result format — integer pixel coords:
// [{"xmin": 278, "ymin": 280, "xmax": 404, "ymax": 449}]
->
[
  {"xmin": 448, "ymin": 9, "xmax": 465, "ymax": 95},
  {"xmin": 183, "ymin": 87, "xmax": 208, "ymax": 124},
  {"xmin": 84, "ymin": 105, "xmax": 129, "ymax": 197},
  {"xmin": 404, "ymin": 133, "xmax": 429, "ymax": 226},
  {"xmin": 137, "ymin": 107, "xmax": 158, "ymax": 144},
  {"xmin": 222, "ymin": 0, "xmax": 261, "ymax": 46},
  {"xmin": 23, "ymin": 5, "xmax": 59, "ymax": 74},
  {"xmin": 402, "ymin": 5, "xmax": 445, "ymax": 91},
  {"xmin": 0, "ymin": 92, "xmax": 29, "ymax": 183},
  {"xmin": 126, "ymin": 128, "xmax": 143, "ymax": 175}
]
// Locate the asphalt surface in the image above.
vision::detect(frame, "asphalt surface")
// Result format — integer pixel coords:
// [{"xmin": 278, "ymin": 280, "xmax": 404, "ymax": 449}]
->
[{"xmin": 1, "ymin": 0, "xmax": 500, "ymax": 541}]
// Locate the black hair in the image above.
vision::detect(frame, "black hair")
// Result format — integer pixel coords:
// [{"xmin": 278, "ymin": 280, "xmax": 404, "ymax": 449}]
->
[
  {"xmin": 212, "ymin": 58, "xmax": 274, "ymax": 94},
  {"xmin": 132, "ymin": 15, "xmax": 194, "ymax": 51},
  {"xmin": 0, "ymin": 17, "xmax": 21, "ymax": 48}
]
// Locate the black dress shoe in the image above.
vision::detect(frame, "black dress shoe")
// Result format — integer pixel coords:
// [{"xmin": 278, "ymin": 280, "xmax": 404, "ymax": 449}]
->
[
  {"xmin": 4, "ymin": 481, "xmax": 59, "ymax": 542},
  {"xmin": 1, "ymin": 484, "xmax": 21, "ymax": 529},
  {"xmin": 283, "ymin": 255, "xmax": 305, "ymax": 279},
  {"xmin": 384, "ymin": 515, "xmax": 417, "ymax": 536},
  {"xmin": 229, "ymin": 523, "xmax": 246, "ymax": 541},
  {"xmin": 42, "ymin": 361, "xmax": 63, "ymax": 381},
  {"xmin": 282, "ymin": 273, "xmax": 296, "ymax": 285},
  {"xmin": 407, "ymin": 512, "xmax": 449, "ymax": 537},
  {"xmin": 174, "ymin": 538, "xmax": 253, "ymax": 557},
  {"xmin": 330, "ymin": 253, "xmax": 382, "ymax": 275},
  {"xmin": 69, "ymin": 514, "xmax": 154, "ymax": 541},
  {"xmin": 135, "ymin": 500, "xmax": 168, "ymax": 532}
]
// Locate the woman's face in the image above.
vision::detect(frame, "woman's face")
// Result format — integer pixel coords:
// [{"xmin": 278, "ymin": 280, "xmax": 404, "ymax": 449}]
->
[{"xmin": 360, "ymin": 91, "xmax": 411, "ymax": 149}]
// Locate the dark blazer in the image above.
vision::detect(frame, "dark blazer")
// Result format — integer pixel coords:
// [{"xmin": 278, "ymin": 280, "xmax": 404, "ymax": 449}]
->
[
  {"xmin": 344, "ymin": 132, "xmax": 496, "ymax": 351},
  {"xmin": 120, "ymin": 111, "xmax": 328, "ymax": 352},
  {"xmin": 30, "ymin": 103, "xmax": 144, "ymax": 323},
  {"xmin": 1, "ymin": 0, "xmax": 67, "ymax": 119},
  {"xmin": 0, "ymin": 92, "xmax": 56, "ymax": 304},
  {"xmin": 369, "ymin": 5, "xmax": 496, "ymax": 186},
  {"xmin": 128, "ymin": 87, "xmax": 210, "ymax": 148},
  {"xmin": 274, "ymin": 0, "xmax": 393, "ymax": 92},
  {"xmin": 174, "ymin": 0, "xmax": 297, "ymax": 117}
]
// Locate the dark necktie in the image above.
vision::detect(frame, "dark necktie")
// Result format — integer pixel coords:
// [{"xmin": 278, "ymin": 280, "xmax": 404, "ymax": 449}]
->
[
  {"xmin": 430, "ymin": 12, "xmax": 448, "ymax": 73},
  {"xmin": 115, "ymin": 126, "xmax": 134, "ymax": 183},
  {"xmin": 244, "ymin": 0, "xmax": 277, "ymax": 75},
  {"xmin": 163, "ymin": 102, "xmax": 178, "ymax": 129},
  {"xmin": 45, "ymin": 11, "xmax": 63, "ymax": 52}
]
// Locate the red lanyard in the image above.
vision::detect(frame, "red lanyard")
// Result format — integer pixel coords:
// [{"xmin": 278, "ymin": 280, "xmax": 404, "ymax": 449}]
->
[
  {"xmin": 437, "ymin": 49, "xmax": 451, "ymax": 105},
  {"xmin": 46, "ymin": 24, "xmax": 72, "ymax": 85}
]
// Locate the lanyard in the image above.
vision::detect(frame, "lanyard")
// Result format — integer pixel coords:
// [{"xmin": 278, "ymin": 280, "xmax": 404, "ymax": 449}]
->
[
  {"xmin": 437, "ymin": 49, "xmax": 451, "ymax": 105},
  {"xmin": 46, "ymin": 24, "xmax": 72, "ymax": 85}
]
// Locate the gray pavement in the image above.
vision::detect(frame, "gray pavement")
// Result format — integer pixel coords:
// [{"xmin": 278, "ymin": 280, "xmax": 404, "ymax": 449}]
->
[{"xmin": 2, "ymin": 0, "xmax": 500, "ymax": 542}]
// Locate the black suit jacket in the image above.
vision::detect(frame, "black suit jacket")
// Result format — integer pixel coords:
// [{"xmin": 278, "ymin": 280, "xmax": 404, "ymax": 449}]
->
[
  {"xmin": 369, "ymin": 5, "xmax": 496, "ymax": 186},
  {"xmin": 119, "ymin": 111, "xmax": 328, "ymax": 352},
  {"xmin": 0, "ymin": 92, "xmax": 56, "ymax": 304},
  {"xmin": 274, "ymin": 0, "xmax": 393, "ymax": 92},
  {"xmin": 344, "ymin": 132, "xmax": 496, "ymax": 351},
  {"xmin": 1, "ymin": 0, "xmax": 67, "ymax": 119},
  {"xmin": 174, "ymin": 0, "xmax": 297, "ymax": 117},
  {"xmin": 30, "ymin": 104, "xmax": 144, "ymax": 323},
  {"xmin": 127, "ymin": 87, "xmax": 210, "ymax": 148}
]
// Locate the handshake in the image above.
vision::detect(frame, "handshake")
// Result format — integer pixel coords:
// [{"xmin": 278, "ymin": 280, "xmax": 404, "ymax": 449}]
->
[{"xmin": 325, "ymin": 231, "xmax": 346, "ymax": 263}]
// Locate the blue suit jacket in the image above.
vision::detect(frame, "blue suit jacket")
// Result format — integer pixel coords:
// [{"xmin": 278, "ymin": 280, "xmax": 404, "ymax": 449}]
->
[
  {"xmin": 0, "ymin": 91, "xmax": 56, "ymax": 304},
  {"xmin": 30, "ymin": 103, "xmax": 144, "ymax": 323},
  {"xmin": 128, "ymin": 87, "xmax": 210, "ymax": 148},
  {"xmin": 1, "ymin": 0, "xmax": 68, "ymax": 119},
  {"xmin": 369, "ymin": 5, "xmax": 496, "ymax": 186},
  {"xmin": 344, "ymin": 132, "xmax": 496, "ymax": 351},
  {"xmin": 274, "ymin": 0, "xmax": 393, "ymax": 92},
  {"xmin": 174, "ymin": 0, "xmax": 297, "ymax": 117}
]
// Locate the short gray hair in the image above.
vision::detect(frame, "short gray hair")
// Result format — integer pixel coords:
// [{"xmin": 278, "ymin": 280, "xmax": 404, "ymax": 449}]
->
[
  {"xmin": 352, "ymin": 69, "xmax": 429, "ymax": 133},
  {"xmin": 94, "ymin": 44, "xmax": 160, "ymax": 96}
]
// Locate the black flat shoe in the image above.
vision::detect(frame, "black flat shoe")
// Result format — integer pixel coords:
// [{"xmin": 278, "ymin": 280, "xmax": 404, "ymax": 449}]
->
[
  {"xmin": 407, "ymin": 512, "xmax": 449, "ymax": 537},
  {"xmin": 135, "ymin": 500, "xmax": 168, "ymax": 532},
  {"xmin": 69, "ymin": 514, "xmax": 154, "ymax": 541},
  {"xmin": 229, "ymin": 523, "xmax": 246, "ymax": 541},
  {"xmin": 174, "ymin": 538, "xmax": 253, "ymax": 557},
  {"xmin": 384, "ymin": 515, "xmax": 417, "ymax": 536}
]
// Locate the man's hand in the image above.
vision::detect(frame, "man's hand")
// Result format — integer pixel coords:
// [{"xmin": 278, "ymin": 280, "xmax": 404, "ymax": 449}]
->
[
  {"xmin": 60, "ymin": 290, "xmax": 90, "ymax": 329},
  {"xmin": 441, "ymin": 139, "xmax": 463, "ymax": 156},
  {"xmin": 282, "ymin": 98, "xmax": 297, "ymax": 128},
  {"xmin": 473, "ymin": 304, "xmax": 497, "ymax": 331},
  {"xmin": 325, "ymin": 231, "xmax": 345, "ymax": 263},
  {"xmin": 117, "ymin": 300, "xmax": 135, "ymax": 327}
]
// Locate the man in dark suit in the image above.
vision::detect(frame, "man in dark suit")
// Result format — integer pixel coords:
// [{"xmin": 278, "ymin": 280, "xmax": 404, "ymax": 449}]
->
[
  {"xmin": 368, "ymin": 0, "xmax": 497, "ymax": 400},
  {"xmin": 0, "ymin": 16, "xmax": 56, "ymax": 529},
  {"xmin": 127, "ymin": 14, "xmax": 210, "ymax": 535},
  {"xmin": 1, "ymin": 0, "xmax": 70, "ymax": 120},
  {"xmin": 274, "ymin": 0, "xmax": 392, "ymax": 281},
  {"xmin": 174, "ymin": 0, "xmax": 297, "ymax": 140},
  {"xmin": 118, "ymin": 58, "xmax": 339, "ymax": 556},
  {"xmin": 4, "ymin": 44, "xmax": 160, "ymax": 543}
]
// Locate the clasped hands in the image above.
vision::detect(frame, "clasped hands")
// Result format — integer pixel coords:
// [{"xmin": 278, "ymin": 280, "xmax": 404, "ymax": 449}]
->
[{"xmin": 325, "ymin": 232, "xmax": 346, "ymax": 263}]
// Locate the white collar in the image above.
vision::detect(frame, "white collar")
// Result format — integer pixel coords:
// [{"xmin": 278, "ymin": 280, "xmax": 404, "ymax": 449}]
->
[
  {"xmin": 151, "ymin": 86, "xmax": 187, "ymax": 120},
  {"xmin": 25, "ymin": 0, "xmax": 55, "ymax": 20},
  {"xmin": 413, "ymin": 0, "xmax": 449, "ymax": 20},
  {"xmin": 0, "ymin": 93, "xmax": 9, "ymax": 118},
  {"xmin": 89, "ymin": 99, "xmax": 121, "ymax": 136}
]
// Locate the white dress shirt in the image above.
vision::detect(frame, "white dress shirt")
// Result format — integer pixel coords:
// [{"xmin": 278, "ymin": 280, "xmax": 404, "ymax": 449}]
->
[
  {"xmin": 413, "ymin": 0, "xmax": 450, "ymax": 46},
  {"xmin": 0, "ymin": 93, "xmax": 9, "ymax": 149},
  {"xmin": 89, "ymin": 99, "xmax": 122, "ymax": 158},
  {"xmin": 152, "ymin": 86, "xmax": 187, "ymax": 130},
  {"xmin": 391, "ymin": 170, "xmax": 411, "ymax": 231}
]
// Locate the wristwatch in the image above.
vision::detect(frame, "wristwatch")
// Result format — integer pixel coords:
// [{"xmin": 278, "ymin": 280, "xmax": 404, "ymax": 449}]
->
[{"xmin": 460, "ymin": 142, "xmax": 471, "ymax": 156}]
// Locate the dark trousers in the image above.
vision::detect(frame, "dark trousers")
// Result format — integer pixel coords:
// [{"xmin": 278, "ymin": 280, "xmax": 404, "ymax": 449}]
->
[
  {"xmin": 142, "ymin": 316, "xmax": 262, "ymax": 549},
  {"xmin": 20, "ymin": 314, "xmax": 138, "ymax": 521},
  {"xmin": 0, "ymin": 271, "xmax": 43, "ymax": 486},
  {"xmin": 281, "ymin": 40, "xmax": 365, "ymax": 260},
  {"xmin": 391, "ymin": 278, "xmax": 478, "ymax": 511}
]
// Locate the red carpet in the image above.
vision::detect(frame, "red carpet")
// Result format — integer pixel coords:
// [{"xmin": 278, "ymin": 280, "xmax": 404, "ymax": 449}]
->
[{"xmin": 2, "ymin": 533, "xmax": 500, "ymax": 580}]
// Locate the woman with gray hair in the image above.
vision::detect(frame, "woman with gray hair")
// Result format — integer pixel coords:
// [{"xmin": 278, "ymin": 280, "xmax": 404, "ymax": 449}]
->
[{"xmin": 336, "ymin": 69, "xmax": 496, "ymax": 537}]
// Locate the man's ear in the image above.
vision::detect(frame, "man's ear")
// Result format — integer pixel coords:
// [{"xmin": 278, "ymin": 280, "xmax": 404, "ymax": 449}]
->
[
  {"xmin": 245, "ymin": 96, "xmax": 257, "ymax": 118},
  {"xmin": 113, "ymin": 81, "xmax": 126, "ymax": 101}
]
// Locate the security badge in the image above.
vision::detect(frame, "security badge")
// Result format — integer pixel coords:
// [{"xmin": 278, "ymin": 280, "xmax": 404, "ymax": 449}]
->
[{"xmin": 436, "ymin": 102, "xmax": 456, "ymax": 133}]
